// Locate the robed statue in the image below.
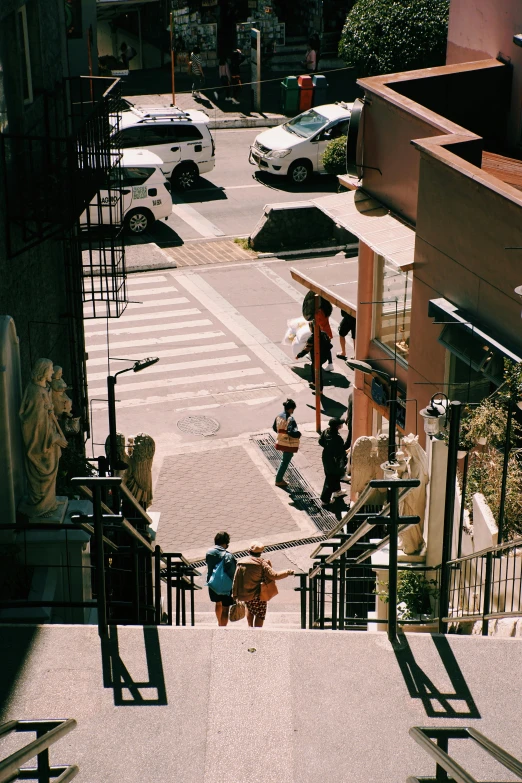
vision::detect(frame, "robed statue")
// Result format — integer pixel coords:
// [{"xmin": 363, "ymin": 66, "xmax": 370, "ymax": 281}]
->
[{"xmin": 19, "ymin": 358, "xmax": 68, "ymax": 517}]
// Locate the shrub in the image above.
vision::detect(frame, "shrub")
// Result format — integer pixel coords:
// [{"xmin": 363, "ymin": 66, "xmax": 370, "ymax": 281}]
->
[
  {"xmin": 338, "ymin": 0, "xmax": 450, "ymax": 77},
  {"xmin": 322, "ymin": 135, "xmax": 347, "ymax": 176}
]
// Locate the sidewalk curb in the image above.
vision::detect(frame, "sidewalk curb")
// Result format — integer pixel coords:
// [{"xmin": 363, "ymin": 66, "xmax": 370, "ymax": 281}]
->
[{"xmin": 257, "ymin": 243, "xmax": 357, "ymax": 259}]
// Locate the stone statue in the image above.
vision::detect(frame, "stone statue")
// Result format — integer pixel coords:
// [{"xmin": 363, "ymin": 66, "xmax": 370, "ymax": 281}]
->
[
  {"xmin": 125, "ymin": 433, "xmax": 155, "ymax": 510},
  {"xmin": 350, "ymin": 434, "xmax": 389, "ymax": 497},
  {"xmin": 19, "ymin": 358, "xmax": 68, "ymax": 517},
  {"xmin": 398, "ymin": 433, "xmax": 429, "ymax": 555},
  {"xmin": 104, "ymin": 432, "xmax": 129, "ymax": 478},
  {"xmin": 51, "ymin": 365, "xmax": 80, "ymax": 435}
]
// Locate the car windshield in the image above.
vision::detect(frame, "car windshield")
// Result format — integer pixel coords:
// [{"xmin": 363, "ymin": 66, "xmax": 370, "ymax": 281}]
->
[{"xmin": 283, "ymin": 109, "xmax": 328, "ymax": 138}]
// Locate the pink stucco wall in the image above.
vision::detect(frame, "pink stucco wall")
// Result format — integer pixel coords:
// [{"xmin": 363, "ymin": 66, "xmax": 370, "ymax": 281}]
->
[{"xmin": 447, "ymin": 0, "xmax": 522, "ymax": 147}]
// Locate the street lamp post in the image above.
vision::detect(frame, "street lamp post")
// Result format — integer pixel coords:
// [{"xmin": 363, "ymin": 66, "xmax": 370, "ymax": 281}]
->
[{"xmin": 106, "ymin": 357, "xmax": 159, "ymax": 476}]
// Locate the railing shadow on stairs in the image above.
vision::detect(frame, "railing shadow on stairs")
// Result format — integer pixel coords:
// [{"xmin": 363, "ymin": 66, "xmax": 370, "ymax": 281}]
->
[
  {"xmin": 100, "ymin": 624, "xmax": 167, "ymax": 706},
  {"xmin": 407, "ymin": 725, "xmax": 522, "ymax": 782},
  {"xmin": 0, "ymin": 719, "xmax": 78, "ymax": 783}
]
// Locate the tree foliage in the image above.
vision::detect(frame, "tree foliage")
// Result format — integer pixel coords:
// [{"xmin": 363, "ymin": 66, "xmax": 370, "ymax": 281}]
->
[
  {"xmin": 322, "ymin": 136, "xmax": 348, "ymax": 176},
  {"xmin": 338, "ymin": 0, "xmax": 450, "ymax": 77}
]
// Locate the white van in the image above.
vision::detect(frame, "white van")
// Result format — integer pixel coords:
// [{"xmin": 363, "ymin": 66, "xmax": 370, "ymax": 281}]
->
[
  {"xmin": 82, "ymin": 149, "xmax": 172, "ymax": 234},
  {"xmin": 116, "ymin": 106, "xmax": 215, "ymax": 190},
  {"xmin": 250, "ymin": 102, "xmax": 353, "ymax": 185}
]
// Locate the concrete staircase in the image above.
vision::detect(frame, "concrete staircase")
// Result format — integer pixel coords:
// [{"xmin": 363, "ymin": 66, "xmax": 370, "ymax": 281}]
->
[{"xmin": 1, "ymin": 624, "xmax": 521, "ymax": 782}]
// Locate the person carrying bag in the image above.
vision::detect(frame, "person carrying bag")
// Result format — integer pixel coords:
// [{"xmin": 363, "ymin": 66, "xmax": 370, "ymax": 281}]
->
[
  {"xmin": 232, "ymin": 541, "xmax": 294, "ymax": 628},
  {"xmin": 272, "ymin": 398, "xmax": 301, "ymax": 488}
]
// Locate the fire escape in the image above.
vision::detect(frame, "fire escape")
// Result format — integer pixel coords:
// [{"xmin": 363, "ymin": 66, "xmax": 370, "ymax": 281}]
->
[{"xmin": 0, "ymin": 76, "xmax": 128, "ymax": 437}]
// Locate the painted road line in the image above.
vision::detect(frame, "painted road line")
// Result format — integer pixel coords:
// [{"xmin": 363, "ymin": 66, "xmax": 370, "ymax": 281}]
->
[
  {"xmin": 86, "ymin": 330, "xmax": 226, "ymax": 353},
  {"xmin": 113, "ymin": 309, "xmax": 201, "ymax": 323},
  {"xmin": 171, "ymin": 199, "xmax": 225, "ymax": 237},
  {"xmin": 223, "ymin": 184, "xmax": 264, "ymax": 190},
  {"xmin": 122, "ymin": 286, "xmax": 179, "ymax": 296},
  {"xmin": 85, "ymin": 319, "xmax": 212, "ymax": 337},
  {"xmin": 126, "ymin": 297, "xmax": 189, "ymax": 309},
  {"xmin": 126, "ymin": 275, "xmax": 167, "ymax": 285},
  {"xmin": 88, "ymin": 354, "xmax": 251, "ymax": 382},
  {"xmin": 88, "ymin": 367, "xmax": 264, "ymax": 396},
  {"xmin": 86, "ymin": 342, "xmax": 238, "ymax": 367},
  {"xmin": 174, "ymin": 272, "xmax": 303, "ymax": 387},
  {"xmin": 89, "ymin": 381, "xmax": 278, "ymax": 410}
]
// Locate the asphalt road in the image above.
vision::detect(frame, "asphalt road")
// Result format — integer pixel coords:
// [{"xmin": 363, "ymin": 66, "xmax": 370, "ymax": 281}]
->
[{"xmin": 126, "ymin": 126, "xmax": 339, "ymax": 248}]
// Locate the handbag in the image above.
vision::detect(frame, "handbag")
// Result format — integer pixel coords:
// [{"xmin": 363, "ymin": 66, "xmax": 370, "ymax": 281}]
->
[
  {"xmin": 229, "ymin": 601, "xmax": 246, "ymax": 622},
  {"xmin": 259, "ymin": 578, "xmax": 278, "ymax": 602}
]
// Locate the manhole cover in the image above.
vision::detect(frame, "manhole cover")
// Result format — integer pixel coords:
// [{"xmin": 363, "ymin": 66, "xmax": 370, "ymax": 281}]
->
[{"xmin": 177, "ymin": 415, "xmax": 220, "ymax": 436}]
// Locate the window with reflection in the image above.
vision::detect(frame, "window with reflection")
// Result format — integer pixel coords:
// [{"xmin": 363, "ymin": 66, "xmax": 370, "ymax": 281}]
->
[{"xmin": 373, "ymin": 254, "xmax": 412, "ymax": 362}]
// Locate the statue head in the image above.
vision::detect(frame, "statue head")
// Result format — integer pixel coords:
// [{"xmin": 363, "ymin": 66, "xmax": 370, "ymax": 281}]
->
[
  {"xmin": 52, "ymin": 365, "xmax": 63, "ymax": 381},
  {"xmin": 129, "ymin": 433, "xmax": 155, "ymax": 462},
  {"xmin": 32, "ymin": 358, "xmax": 54, "ymax": 385}
]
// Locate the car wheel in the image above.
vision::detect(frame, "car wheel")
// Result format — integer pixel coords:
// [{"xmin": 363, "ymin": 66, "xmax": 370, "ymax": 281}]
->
[
  {"xmin": 125, "ymin": 208, "xmax": 152, "ymax": 234},
  {"xmin": 172, "ymin": 162, "xmax": 198, "ymax": 190},
  {"xmin": 288, "ymin": 160, "xmax": 312, "ymax": 185}
]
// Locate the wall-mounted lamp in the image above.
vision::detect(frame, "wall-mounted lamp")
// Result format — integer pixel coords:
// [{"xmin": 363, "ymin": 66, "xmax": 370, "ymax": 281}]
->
[{"xmin": 419, "ymin": 393, "xmax": 449, "ymax": 436}]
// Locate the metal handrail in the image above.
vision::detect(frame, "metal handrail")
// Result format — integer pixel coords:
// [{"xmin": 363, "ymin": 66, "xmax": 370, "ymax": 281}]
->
[
  {"xmin": 77, "ymin": 483, "xmax": 155, "ymax": 554},
  {"xmin": 0, "ymin": 719, "xmax": 78, "ymax": 783},
  {"xmin": 447, "ymin": 535, "xmax": 522, "ymax": 566},
  {"xmin": 408, "ymin": 726, "xmax": 522, "ymax": 783}
]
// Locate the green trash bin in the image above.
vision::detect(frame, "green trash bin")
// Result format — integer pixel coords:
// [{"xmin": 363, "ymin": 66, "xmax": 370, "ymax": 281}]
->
[{"xmin": 281, "ymin": 76, "xmax": 300, "ymax": 115}]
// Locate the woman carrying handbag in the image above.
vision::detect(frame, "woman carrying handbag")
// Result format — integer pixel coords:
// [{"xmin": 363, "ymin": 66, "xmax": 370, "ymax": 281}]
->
[{"xmin": 232, "ymin": 541, "xmax": 294, "ymax": 628}]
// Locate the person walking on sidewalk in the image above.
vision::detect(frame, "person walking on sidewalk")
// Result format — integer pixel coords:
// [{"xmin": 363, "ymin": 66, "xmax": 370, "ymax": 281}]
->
[
  {"xmin": 337, "ymin": 310, "xmax": 356, "ymax": 360},
  {"xmin": 319, "ymin": 418, "xmax": 348, "ymax": 507},
  {"xmin": 206, "ymin": 531, "xmax": 236, "ymax": 626},
  {"xmin": 273, "ymin": 398, "xmax": 301, "ymax": 488},
  {"xmin": 302, "ymin": 291, "xmax": 335, "ymax": 371},
  {"xmin": 217, "ymin": 56, "xmax": 231, "ymax": 101},
  {"xmin": 232, "ymin": 541, "xmax": 294, "ymax": 628},
  {"xmin": 189, "ymin": 46, "xmax": 205, "ymax": 99},
  {"xmin": 229, "ymin": 48, "xmax": 245, "ymax": 104},
  {"xmin": 296, "ymin": 323, "xmax": 332, "ymax": 391}
]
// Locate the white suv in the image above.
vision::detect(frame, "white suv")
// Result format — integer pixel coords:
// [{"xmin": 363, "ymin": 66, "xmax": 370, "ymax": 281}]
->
[
  {"xmin": 116, "ymin": 106, "xmax": 215, "ymax": 190},
  {"xmin": 250, "ymin": 102, "xmax": 353, "ymax": 185}
]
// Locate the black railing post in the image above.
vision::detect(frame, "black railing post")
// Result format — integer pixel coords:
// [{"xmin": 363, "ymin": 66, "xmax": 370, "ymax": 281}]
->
[
  {"xmin": 331, "ymin": 562, "xmax": 338, "ymax": 630},
  {"xmin": 457, "ymin": 452, "xmax": 469, "ymax": 559},
  {"xmin": 175, "ymin": 563, "xmax": 181, "ymax": 626},
  {"xmin": 387, "ymin": 482, "xmax": 399, "ymax": 644},
  {"xmin": 319, "ymin": 566, "xmax": 326, "ymax": 630},
  {"xmin": 299, "ymin": 573, "xmax": 307, "ymax": 629},
  {"xmin": 154, "ymin": 546, "xmax": 161, "ymax": 625},
  {"xmin": 497, "ymin": 397, "xmax": 514, "ymax": 545},
  {"xmin": 36, "ymin": 726, "xmax": 51, "ymax": 783},
  {"xmin": 388, "ymin": 377, "xmax": 398, "ymax": 462},
  {"xmin": 93, "ymin": 483, "xmax": 108, "ymax": 637},
  {"xmin": 167, "ymin": 555, "xmax": 173, "ymax": 626},
  {"xmin": 482, "ymin": 551, "xmax": 493, "ymax": 637},
  {"xmin": 339, "ymin": 553, "xmax": 346, "ymax": 630},
  {"xmin": 308, "ymin": 570, "xmax": 314, "ymax": 629},
  {"xmin": 438, "ymin": 400, "xmax": 462, "ymax": 634},
  {"xmin": 435, "ymin": 735, "xmax": 449, "ymax": 783},
  {"xmin": 181, "ymin": 571, "xmax": 187, "ymax": 626},
  {"xmin": 131, "ymin": 537, "xmax": 139, "ymax": 624},
  {"xmin": 190, "ymin": 573, "xmax": 195, "ymax": 626}
]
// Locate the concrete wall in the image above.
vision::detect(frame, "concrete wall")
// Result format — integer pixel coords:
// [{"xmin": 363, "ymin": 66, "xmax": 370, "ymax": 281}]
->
[
  {"xmin": 249, "ymin": 202, "xmax": 354, "ymax": 252},
  {"xmin": 447, "ymin": 0, "xmax": 522, "ymax": 149}
]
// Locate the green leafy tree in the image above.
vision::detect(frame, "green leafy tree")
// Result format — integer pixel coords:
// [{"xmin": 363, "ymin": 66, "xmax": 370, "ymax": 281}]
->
[
  {"xmin": 339, "ymin": 0, "xmax": 450, "ymax": 77},
  {"xmin": 322, "ymin": 136, "xmax": 348, "ymax": 176}
]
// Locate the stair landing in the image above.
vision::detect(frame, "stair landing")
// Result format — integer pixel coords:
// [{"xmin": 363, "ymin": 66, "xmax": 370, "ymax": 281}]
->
[{"xmin": 1, "ymin": 626, "xmax": 521, "ymax": 782}]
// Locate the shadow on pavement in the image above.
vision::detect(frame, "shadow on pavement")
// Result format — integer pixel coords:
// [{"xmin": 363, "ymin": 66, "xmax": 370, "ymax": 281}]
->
[
  {"xmin": 182, "ymin": 180, "xmax": 228, "ymax": 203},
  {"xmin": 393, "ymin": 632, "xmax": 480, "ymax": 719},
  {"xmin": 254, "ymin": 170, "xmax": 338, "ymax": 194},
  {"xmin": 100, "ymin": 624, "xmax": 167, "ymax": 706},
  {"xmin": 125, "ymin": 221, "xmax": 183, "ymax": 248},
  {"xmin": 0, "ymin": 625, "xmax": 40, "ymax": 716},
  {"xmin": 292, "ymin": 366, "xmax": 350, "ymax": 390}
]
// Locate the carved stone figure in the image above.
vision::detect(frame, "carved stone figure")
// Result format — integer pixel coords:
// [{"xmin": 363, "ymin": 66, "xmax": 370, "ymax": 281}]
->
[
  {"xmin": 19, "ymin": 358, "xmax": 68, "ymax": 518},
  {"xmin": 398, "ymin": 433, "xmax": 429, "ymax": 555},
  {"xmin": 104, "ymin": 432, "xmax": 129, "ymax": 478},
  {"xmin": 125, "ymin": 433, "xmax": 155, "ymax": 510},
  {"xmin": 51, "ymin": 366, "xmax": 72, "ymax": 418},
  {"xmin": 350, "ymin": 434, "xmax": 389, "ymax": 497}
]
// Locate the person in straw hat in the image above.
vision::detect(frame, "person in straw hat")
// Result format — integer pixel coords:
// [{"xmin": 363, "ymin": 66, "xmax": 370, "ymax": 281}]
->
[{"xmin": 232, "ymin": 542, "xmax": 294, "ymax": 628}]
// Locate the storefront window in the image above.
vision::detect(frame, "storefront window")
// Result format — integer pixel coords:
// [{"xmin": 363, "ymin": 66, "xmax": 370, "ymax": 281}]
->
[{"xmin": 373, "ymin": 254, "xmax": 412, "ymax": 362}]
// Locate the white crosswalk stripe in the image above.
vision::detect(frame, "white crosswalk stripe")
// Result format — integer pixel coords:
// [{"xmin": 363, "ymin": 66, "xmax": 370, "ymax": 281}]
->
[
  {"xmin": 83, "ymin": 269, "xmax": 282, "ymax": 410},
  {"xmin": 88, "ymin": 354, "xmax": 251, "ymax": 382},
  {"xmin": 85, "ymin": 319, "xmax": 212, "ymax": 338},
  {"xmin": 86, "ymin": 342, "xmax": 238, "ymax": 367}
]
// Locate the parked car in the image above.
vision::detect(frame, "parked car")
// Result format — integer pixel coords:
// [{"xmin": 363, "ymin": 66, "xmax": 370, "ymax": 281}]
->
[
  {"xmin": 114, "ymin": 105, "xmax": 215, "ymax": 190},
  {"xmin": 249, "ymin": 102, "xmax": 353, "ymax": 185},
  {"xmin": 81, "ymin": 148, "xmax": 172, "ymax": 235}
]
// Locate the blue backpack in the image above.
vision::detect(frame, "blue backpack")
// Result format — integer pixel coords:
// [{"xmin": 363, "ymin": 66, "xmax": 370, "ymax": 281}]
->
[{"xmin": 207, "ymin": 557, "xmax": 233, "ymax": 595}]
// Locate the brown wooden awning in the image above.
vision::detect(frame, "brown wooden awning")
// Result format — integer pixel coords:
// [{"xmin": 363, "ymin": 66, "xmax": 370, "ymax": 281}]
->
[
  {"xmin": 290, "ymin": 266, "xmax": 357, "ymax": 317},
  {"xmin": 312, "ymin": 189, "xmax": 416, "ymax": 272}
]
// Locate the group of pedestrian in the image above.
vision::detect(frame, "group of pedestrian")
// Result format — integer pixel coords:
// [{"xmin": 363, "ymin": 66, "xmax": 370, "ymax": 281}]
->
[
  {"xmin": 303, "ymin": 33, "xmax": 321, "ymax": 73},
  {"xmin": 189, "ymin": 46, "xmax": 245, "ymax": 104},
  {"xmin": 206, "ymin": 532, "xmax": 294, "ymax": 628}
]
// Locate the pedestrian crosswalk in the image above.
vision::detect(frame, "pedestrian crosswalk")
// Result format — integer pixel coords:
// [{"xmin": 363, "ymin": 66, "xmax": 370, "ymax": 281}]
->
[{"xmin": 84, "ymin": 271, "xmax": 286, "ymax": 411}]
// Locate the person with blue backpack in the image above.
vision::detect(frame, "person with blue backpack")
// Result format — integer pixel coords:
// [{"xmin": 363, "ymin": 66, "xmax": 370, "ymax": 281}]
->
[{"xmin": 206, "ymin": 531, "xmax": 237, "ymax": 626}]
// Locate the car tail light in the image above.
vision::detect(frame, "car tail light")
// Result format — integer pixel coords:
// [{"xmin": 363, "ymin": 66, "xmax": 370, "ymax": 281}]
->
[{"xmin": 211, "ymin": 136, "xmax": 215, "ymax": 157}]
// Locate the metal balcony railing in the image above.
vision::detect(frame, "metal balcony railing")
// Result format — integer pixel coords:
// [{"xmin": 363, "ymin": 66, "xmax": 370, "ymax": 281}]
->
[{"xmin": 0, "ymin": 719, "xmax": 78, "ymax": 783}]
